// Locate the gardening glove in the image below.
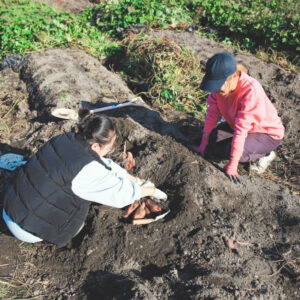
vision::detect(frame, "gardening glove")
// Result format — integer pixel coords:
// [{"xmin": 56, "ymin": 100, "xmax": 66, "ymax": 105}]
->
[
  {"xmin": 151, "ymin": 187, "xmax": 168, "ymax": 201},
  {"xmin": 133, "ymin": 177, "xmax": 155, "ymax": 187},
  {"xmin": 192, "ymin": 136, "xmax": 209, "ymax": 156},
  {"xmin": 133, "ymin": 177, "xmax": 145, "ymax": 186},
  {"xmin": 140, "ymin": 179, "xmax": 155, "ymax": 188},
  {"xmin": 224, "ymin": 158, "xmax": 241, "ymax": 184}
]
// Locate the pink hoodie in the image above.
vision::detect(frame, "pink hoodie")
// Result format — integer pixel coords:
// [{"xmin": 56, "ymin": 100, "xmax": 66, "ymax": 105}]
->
[{"xmin": 203, "ymin": 72, "xmax": 284, "ymax": 160}]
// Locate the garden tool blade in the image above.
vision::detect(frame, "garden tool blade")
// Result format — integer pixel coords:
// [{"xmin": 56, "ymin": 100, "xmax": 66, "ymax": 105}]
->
[
  {"xmin": 153, "ymin": 210, "xmax": 170, "ymax": 221},
  {"xmin": 51, "ymin": 108, "xmax": 79, "ymax": 120}
]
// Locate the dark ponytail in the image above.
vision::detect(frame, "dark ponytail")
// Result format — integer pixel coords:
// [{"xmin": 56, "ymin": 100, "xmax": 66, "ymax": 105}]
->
[{"xmin": 78, "ymin": 109, "xmax": 119, "ymax": 146}]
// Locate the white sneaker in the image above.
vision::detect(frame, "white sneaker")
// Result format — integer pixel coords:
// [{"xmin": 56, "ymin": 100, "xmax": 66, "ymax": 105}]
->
[{"xmin": 250, "ymin": 151, "xmax": 276, "ymax": 174}]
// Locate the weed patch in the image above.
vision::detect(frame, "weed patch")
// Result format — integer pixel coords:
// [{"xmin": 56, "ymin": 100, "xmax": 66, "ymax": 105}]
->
[
  {"xmin": 92, "ymin": 0, "xmax": 299, "ymax": 67},
  {"xmin": 107, "ymin": 34, "xmax": 208, "ymax": 117},
  {"xmin": 0, "ymin": 276, "xmax": 33, "ymax": 299},
  {"xmin": 190, "ymin": 0, "xmax": 300, "ymax": 64},
  {"xmin": 92, "ymin": 0, "xmax": 192, "ymax": 34}
]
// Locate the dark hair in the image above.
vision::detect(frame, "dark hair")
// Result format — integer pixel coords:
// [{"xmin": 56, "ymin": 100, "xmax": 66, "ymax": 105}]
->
[{"xmin": 78, "ymin": 109, "xmax": 119, "ymax": 146}]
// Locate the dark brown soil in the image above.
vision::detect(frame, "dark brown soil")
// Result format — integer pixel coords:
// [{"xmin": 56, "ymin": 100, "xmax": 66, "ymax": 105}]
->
[{"xmin": 0, "ymin": 31, "xmax": 299, "ymax": 300}]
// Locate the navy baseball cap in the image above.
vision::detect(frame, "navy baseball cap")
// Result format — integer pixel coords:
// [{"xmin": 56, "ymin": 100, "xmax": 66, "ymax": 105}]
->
[{"xmin": 200, "ymin": 52, "xmax": 237, "ymax": 92}]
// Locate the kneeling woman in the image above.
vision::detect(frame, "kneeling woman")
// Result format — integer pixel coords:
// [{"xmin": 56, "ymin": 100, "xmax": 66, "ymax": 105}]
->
[{"xmin": 3, "ymin": 111, "xmax": 166, "ymax": 246}]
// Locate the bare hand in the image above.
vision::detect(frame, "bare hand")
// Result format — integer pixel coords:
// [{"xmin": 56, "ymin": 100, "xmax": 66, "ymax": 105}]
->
[{"xmin": 120, "ymin": 151, "xmax": 136, "ymax": 171}]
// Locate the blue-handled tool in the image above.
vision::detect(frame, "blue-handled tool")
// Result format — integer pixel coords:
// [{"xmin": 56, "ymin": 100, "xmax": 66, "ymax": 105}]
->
[{"xmin": 51, "ymin": 97, "xmax": 146, "ymax": 120}]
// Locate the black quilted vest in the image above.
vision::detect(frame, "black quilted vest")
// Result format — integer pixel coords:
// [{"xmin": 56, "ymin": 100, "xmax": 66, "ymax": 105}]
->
[{"xmin": 4, "ymin": 132, "xmax": 103, "ymax": 246}]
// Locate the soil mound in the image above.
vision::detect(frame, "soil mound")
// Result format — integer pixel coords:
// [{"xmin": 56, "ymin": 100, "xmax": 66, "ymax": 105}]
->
[
  {"xmin": 0, "ymin": 34, "xmax": 299, "ymax": 299},
  {"xmin": 152, "ymin": 30, "xmax": 300, "ymax": 189}
]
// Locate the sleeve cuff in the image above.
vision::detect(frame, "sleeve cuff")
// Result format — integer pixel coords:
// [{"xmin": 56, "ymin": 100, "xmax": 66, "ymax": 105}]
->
[{"xmin": 133, "ymin": 182, "xmax": 142, "ymax": 201}]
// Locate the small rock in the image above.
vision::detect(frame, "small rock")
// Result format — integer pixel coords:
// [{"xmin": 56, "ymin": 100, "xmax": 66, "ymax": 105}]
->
[
  {"xmin": 169, "ymin": 268, "xmax": 179, "ymax": 281},
  {"xmin": 153, "ymin": 276, "xmax": 164, "ymax": 284}
]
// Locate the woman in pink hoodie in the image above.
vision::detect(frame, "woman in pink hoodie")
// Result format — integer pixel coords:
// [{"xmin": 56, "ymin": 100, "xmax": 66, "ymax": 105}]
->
[{"xmin": 194, "ymin": 52, "xmax": 284, "ymax": 183}]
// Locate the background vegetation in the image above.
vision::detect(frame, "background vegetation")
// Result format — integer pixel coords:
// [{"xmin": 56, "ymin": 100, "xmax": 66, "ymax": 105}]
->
[
  {"xmin": 93, "ymin": 0, "xmax": 299, "ymax": 64},
  {"xmin": 0, "ymin": 0, "xmax": 118, "ymax": 59},
  {"xmin": 0, "ymin": 0, "xmax": 299, "ymax": 115}
]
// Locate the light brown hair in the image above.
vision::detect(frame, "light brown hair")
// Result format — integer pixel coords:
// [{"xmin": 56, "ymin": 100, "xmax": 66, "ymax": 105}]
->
[{"xmin": 237, "ymin": 63, "xmax": 248, "ymax": 74}]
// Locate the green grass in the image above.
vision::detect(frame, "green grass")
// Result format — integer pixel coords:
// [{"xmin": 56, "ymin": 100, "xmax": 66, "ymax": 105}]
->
[
  {"xmin": 0, "ymin": 0, "xmax": 119, "ymax": 61},
  {"xmin": 92, "ymin": 0, "xmax": 299, "ymax": 65},
  {"xmin": 0, "ymin": 282, "xmax": 11, "ymax": 298},
  {"xmin": 0, "ymin": 278, "xmax": 33, "ymax": 299}
]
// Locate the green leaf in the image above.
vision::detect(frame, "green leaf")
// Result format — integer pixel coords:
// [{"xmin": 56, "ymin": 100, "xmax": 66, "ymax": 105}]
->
[{"xmin": 0, "ymin": 124, "xmax": 8, "ymax": 130}]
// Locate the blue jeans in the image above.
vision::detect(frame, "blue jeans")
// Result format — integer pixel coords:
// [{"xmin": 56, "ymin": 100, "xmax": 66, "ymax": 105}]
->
[{"xmin": 2, "ymin": 209, "xmax": 43, "ymax": 243}]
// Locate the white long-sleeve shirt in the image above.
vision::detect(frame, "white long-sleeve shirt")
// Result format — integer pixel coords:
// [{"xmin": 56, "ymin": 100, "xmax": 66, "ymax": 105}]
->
[
  {"xmin": 71, "ymin": 158, "xmax": 142, "ymax": 208},
  {"xmin": 3, "ymin": 158, "xmax": 141, "ymax": 243}
]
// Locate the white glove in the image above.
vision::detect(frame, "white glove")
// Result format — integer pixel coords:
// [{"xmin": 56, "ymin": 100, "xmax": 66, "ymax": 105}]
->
[
  {"xmin": 134, "ymin": 177, "xmax": 155, "ymax": 187},
  {"xmin": 151, "ymin": 187, "xmax": 168, "ymax": 201},
  {"xmin": 140, "ymin": 180, "xmax": 155, "ymax": 188},
  {"xmin": 133, "ymin": 177, "xmax": 167, "ymax": 200}
]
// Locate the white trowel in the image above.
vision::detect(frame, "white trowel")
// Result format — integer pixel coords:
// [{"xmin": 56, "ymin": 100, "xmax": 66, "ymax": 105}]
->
[{"xmin": 51, "ymin": 96, "xmax": 146, "ymax": 120}]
